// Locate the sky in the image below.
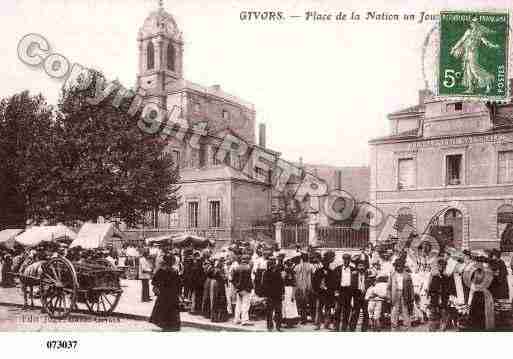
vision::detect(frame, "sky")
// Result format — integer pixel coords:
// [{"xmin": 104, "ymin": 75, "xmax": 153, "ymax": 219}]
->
[{"xmin": 1, "ymin": 0, "xmax": 511, "ymax": 167}]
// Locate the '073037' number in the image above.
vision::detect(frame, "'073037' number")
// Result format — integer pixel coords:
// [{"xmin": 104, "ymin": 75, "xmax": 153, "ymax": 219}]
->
[{"xmin": 46, "ymin": 340, "xmax": 78, "ymax": 350}]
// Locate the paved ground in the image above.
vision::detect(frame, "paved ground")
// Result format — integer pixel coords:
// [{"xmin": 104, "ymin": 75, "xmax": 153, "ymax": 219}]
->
[
  {"xmin": 0, "ymin": 305, "xmax": 161, "ymax": 331},
  {"xmin": 0, "ymin": 281, "xmax": 438, "ymax": 332}
]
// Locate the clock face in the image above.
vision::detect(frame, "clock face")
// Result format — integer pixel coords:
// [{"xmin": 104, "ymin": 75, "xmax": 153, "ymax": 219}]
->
[{"xmin": 165, "ymin": 23, "xmax": 179, "ymax": 38}]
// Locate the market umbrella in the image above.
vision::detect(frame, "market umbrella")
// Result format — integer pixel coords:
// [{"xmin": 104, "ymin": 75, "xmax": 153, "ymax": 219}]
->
[
  {"xmin": 283, "ymin": 251, "xmax": 301, "ymax": 263},
  {"xmin": 0, "ymin": 229, "xmax": 24, "ymax": 250},
  {"xmin": 172, "ymin": 233, "xmax": 213, "ymax": 249},
  {"xmin": 71, "ymin": 222, "xmax": 125, "ymax": 249},
  {"xmin": 15, "ymin": 225, "xmax": 77, "ymax": 248},
  {"xmin": 145, "ymin": 234, "xmax": 174, "ymax": 245}
]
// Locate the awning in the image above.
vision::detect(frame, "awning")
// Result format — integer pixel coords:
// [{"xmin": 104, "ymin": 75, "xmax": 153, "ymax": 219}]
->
[
  {"xmin": 145, "ymin": 234, "xmax": 174, "ymax": 245},
  {"xmin": 172, "ymin": 233, "xmax": 213, "ymax": 248},
  {"xmin": 0, "ymin": 229, "xmax": 24, "ymax": 249},
  {"xmin": 15, "ymin": 225, "xmax": 77, "ymax": 247},
  {"xmin": 70, "ymin": 222, "xmax": 125, "ymax": 249}
]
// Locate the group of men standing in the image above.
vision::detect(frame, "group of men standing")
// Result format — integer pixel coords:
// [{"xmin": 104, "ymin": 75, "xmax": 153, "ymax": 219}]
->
[{"xmin": 259, "ymin": 250, "xmax": 384, "ymax": 332}]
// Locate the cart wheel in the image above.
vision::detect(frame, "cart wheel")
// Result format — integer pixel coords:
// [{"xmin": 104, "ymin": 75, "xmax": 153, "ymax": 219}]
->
[
  {"xmin": 84, "ymin": 259, "xmax": 122, "ymax": 316},
  {"xmin": 84, "ymin": 290, "xmax": 122, "ymax": 316},
  {"xmin": 40, "ymin": 257, "xmax": 78, "ymax": 319}
]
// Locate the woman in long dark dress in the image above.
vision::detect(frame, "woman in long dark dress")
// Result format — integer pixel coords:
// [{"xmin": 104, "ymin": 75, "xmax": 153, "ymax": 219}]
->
[
  {"xmin": 210, "ymin": 259, "xmax": 228, "ymax": 322},
  {"xmin": 201, "ymin": 259, "xmax": 214, "ymax": 318},
  {"xmin": 149, "ymin": 254, "xmax": 181, "ymax": 331}
]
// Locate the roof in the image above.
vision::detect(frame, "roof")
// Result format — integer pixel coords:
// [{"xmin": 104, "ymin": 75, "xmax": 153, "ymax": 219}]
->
[
  {"xmin": 388, "ymin": 104, "xmax": 424, "ymax": 117},
  {"xmin": 180, "ymin": 166, "xmax": 268, "ymax": 185},
  {"xmin": 369, "ymin": 128, "xmax": 420, "ymax": 143},
  {"xmin": 138, "ymin": 8, "xmax": 182, "ymax": 41},
  {"xmin": 167, "ymin": 79, "xmax": 255, "ymax": 111},
  {"xmin": 71, "ymin": 222, "xmax": 125, "ymax": 249},
  {"xmin": 15, "ymin": 225, "xmax": 77, "ymax": 247}
]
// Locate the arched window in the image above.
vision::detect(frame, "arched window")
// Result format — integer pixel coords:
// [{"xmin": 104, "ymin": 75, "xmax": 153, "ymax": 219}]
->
[
  {"xmin": 167, "ymin": 43, "xmax": 175, "ymax": 71},
  {"xmin": 443, "ymin": 208, "xmax": 463, "ymax": 248},
  {"xmin": 147, "ymin": 42, "xmax": 155, "ymax": 70},
  {"xmin": 395, "ymin": 207, "xmax": 414, "ymax": 239},
  {"xmin": 498, "ymin": 204, "xmax": 513, "ymax": 252}
]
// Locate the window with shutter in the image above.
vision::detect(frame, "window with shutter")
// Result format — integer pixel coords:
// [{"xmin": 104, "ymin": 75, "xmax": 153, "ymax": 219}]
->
[
  {"xmin": 187, "ymin": 202, "xmax": 199, "ymax": 228},
  {"xmin": 209, "ymin": 201, "xmax": 221, "ymax": 228},
  {"xmin": 446, "ymin": 154, "xmax": 462, "ymax": 185},
  {"xmin": 498, "ymin": 151, "xmax": 513, "ymax": 184},
  {"xmin": 398, "ymin": 158, "xmax": 415, "ymax": 189}
]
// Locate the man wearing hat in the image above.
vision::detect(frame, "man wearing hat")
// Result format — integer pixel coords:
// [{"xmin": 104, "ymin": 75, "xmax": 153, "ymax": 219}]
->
[
  {"xmin": 232, "ymin": 254, "xmax": 253, "ymax": 325},
  {"xmin": 379, "ymin": 249, "xmax": 394, "ymax": 277},
  {"xmin": 262, "ymin": 257, "xmax": 284, "ymax": 331},
  {"xmin": 387, "ymin": 258, "xmax": 414, "ymax": 330},
  {"xmin": 349, "ymin": 258, "xmax": 371, "ymax": 331},
  {"xmin": 426, "ymin": 258, "xmax": 456, "ymax": 331},
  {"xmin": 294, "ymin": 251, "xmax": 314, "ymax": 324},
  {"xmin": 488, "ymin": 249, "xmax": 509, "ymax": 300},
  {"xmin": 330, "ymin": 253, "xmax": 353, "ymax": 331}
]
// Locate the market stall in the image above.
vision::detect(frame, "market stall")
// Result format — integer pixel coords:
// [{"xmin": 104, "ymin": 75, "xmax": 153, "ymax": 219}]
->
[
  {"xmin": 172, "ymin": 233, "xmax": 214, "ymax": 249},
  {"xmin": 71, "ymin": 222, "xmax": 125, "ymax": 249},
  {"xmin": 0, "ymin": 229, "xmax": 24, "ymax": 250},
  {"xmin": 15, "ymin": 225, "xmax": 77, "ymax": 247}
]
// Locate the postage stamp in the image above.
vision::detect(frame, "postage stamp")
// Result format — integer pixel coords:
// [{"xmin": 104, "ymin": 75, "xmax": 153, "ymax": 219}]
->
[{"xmin": 438, "ymin": 10, "xmax": 510, "ymax": 100}]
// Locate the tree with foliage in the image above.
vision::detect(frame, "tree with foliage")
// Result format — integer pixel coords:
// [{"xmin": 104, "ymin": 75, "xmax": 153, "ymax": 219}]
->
[
  {"xmin": 0, "ymin": 91, "xmax": 55, "ymax": 228},
  {"xmin": 45, "ymin": 71, "xmax": 180, "ymax": 227}
]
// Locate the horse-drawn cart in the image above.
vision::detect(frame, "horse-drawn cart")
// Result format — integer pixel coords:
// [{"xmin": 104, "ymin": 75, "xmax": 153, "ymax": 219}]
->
[
  {"xmin": 16, "ymin": 255, "xmax": 123, "ymax": 319},
  {"xmin": 13, "ymin": 223, "xmax": 125, "ymax": 319}
]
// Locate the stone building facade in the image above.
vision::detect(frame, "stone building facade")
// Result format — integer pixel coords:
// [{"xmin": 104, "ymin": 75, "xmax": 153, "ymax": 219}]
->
[
  {"xmin": 369, "ymin": 88, "xmax": 513, "ymax": 251},
  {"xmin": 128, "ymin": 5, "xmax": 276, "ymax": 244}
]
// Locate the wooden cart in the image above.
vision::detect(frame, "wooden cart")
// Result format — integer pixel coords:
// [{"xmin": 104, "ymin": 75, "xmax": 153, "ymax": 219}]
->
[{"xmin": 35, "ymin": 256, "xmax": 123, "ymax": 319}]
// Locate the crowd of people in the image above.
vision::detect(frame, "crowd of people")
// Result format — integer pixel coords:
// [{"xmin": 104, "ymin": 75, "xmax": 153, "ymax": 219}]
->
[
  {"xmin": 2, "ymin": 236, "xmax": 513, "ymax": 332},
  {"xmin": 137, "ymin": 237, "xmax": 513, "ymax": 332}
]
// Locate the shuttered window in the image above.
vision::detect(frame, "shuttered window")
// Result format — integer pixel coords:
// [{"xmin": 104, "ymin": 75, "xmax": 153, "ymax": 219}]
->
[
  {"xmin": 398, "ymin": 158, "xmax": 415, "ymax": 189},
  {"xmin": 498, "ymin": 151, "xmax": 513, "ymax": 184},
  {"xmin": 446, "ymin": 154, "xmax": 462, "ymax": 185},
  {"xmin": 209, "ymin": 201, "xmax": 221, "ymax": 228},
  {"xmin": 187, "ymin": 202, "xmax": 199, "ymax": 228}
]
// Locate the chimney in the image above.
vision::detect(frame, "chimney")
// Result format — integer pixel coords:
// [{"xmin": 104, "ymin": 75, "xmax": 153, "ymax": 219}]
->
[
  {"xmin": 418, "ymin": 89, "xmax": 426, "ymax": 105},
  {"xmin": 299, "ymin": 156, "xmax": 303, "ymax": 167},
  {"xmin": 418, "ymin": 89, "xmax": 433, "ymax": 106},
  {"xmin": 258, "ymin": 123, "xmax": 266, "ymax": 148},
  {"xmin": 333, "ymin": 170, "xmax": 342, "ymax": 190}
]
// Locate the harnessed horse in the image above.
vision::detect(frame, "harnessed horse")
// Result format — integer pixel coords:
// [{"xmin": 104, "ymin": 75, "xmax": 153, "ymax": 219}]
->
[{"xmin": 11, "ymin": 251, "xmax": 45, "ymax": 309}]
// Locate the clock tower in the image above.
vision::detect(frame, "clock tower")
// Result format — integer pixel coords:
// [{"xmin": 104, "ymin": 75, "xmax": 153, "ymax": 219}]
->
[{"xmin": 137, "ymin": 1, "xmax": 184, "ymax": 107}]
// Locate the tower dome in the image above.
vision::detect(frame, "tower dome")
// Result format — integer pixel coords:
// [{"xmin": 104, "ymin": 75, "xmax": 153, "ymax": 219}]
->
[
  {"xmin": 138, "ymin": 8, "xmax": 182, "ymax": 41},
  {"xmin": 136, "ymin": 1, "xmax": 184, "ymax": 103}
]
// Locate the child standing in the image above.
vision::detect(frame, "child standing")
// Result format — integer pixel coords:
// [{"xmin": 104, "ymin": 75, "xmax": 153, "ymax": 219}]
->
[{"xmin": 365, "ymin": 275, "xmax": 389, "ymax": 331}]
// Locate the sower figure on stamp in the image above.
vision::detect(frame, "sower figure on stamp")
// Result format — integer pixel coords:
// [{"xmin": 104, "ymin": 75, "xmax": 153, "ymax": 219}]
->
[
  {"xmin": 330, "ymin": 253, "xmax": 353, "ymax": 331},
  {"xmin": 450, "ymin": 17, "xmax": 500, "ymax": 94},
  {"xmin": 349, "ymin": 258, "xmax": 371, "ymax": 331}
]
